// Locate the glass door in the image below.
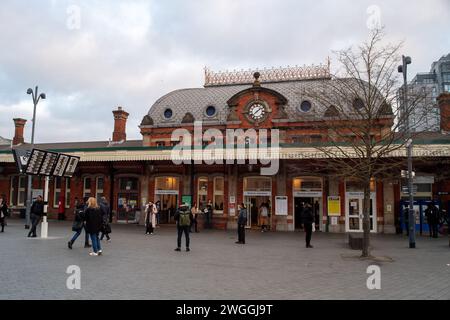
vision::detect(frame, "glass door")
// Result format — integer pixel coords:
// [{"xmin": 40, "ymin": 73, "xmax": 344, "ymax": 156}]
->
[{"xmin": 346, "ymin": 195, "xmax": 376, "ymax": 232}]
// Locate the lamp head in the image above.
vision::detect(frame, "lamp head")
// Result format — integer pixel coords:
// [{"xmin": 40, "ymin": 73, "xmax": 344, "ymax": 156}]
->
[
  {"xmin": 405, "ymin": 56, "xmax": 412, "ymax": 65},
  {"xmin": 39, "ymin": 93, "xmax": 46, "ymax": 100},
  {"xmin": 398, "ymin": 65, "xmax": 403, "ymax": 73},
  {"xmin": 27, "ymin": 88, "xmax": 33, "ymax": 95}
]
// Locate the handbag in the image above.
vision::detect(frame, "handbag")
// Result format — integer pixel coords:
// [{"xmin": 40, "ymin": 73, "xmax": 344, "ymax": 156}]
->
[{"xmin": 72, "ymin": 220, "xmax": 83, "ymax": 232}]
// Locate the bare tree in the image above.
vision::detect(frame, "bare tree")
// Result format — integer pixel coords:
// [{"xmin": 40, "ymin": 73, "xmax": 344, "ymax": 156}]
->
[{"xmin": 303, "ymin": 28, "xmax": 433, "ymax": 257}]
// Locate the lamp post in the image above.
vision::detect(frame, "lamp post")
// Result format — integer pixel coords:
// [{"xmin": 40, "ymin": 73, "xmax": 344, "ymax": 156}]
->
[
  {"xmin": 24, "ymin": 87, "xmax": 46, "ymax": 229},
  {"xmin": 398, "ymin": 55, "xmax": 415, "ymax": 248}
]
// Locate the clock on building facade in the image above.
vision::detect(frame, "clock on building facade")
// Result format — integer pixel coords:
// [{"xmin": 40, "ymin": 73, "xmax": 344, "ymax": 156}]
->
[{"xmin": 244, "ymin": 100, "xmax": 271, "ymax": 123}]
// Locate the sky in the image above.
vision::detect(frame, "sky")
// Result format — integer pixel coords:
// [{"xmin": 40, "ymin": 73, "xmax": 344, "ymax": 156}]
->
[{"xmin": 0, "ymin": 0, "xmax": 449, "ymax": 143}]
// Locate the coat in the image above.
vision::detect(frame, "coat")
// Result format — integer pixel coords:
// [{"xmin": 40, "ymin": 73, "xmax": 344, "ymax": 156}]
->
[
  {"xmin": 99, "ymin": 201, "xmax": 111, "ymax": 224},
  {"xmin": 31, "ymin": 200, "xmax": 44, "ymax": 217},
  {"xmin": 301, "ymin": 206, "xmax": 314, "ymax": 224},
  {"xmin": 0, "ymin": 201, "xmax": 7, "ymax": 219},
  {"xmin": 238, "ymin": 208, "xmax": 248, "ymax": 225},
  {"xmin": 174, "ymin": 207, "xmax": 193, "ymax": 227},
  {"xmin": 84, "ymin": 207, "xmax": 103, "ymax": 234},
  {"xmin": 145, "ymin": 204, "xmax": 157, "ymax": 228}
]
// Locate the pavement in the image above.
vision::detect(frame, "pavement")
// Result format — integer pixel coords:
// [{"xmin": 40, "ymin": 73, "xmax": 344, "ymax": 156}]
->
[{"xmin": 0, "ymin": 219, "xmax": 449, "ymax": 300}]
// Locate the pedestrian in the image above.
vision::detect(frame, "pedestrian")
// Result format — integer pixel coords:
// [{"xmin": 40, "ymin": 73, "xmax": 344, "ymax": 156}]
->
[
  {"xmin": 236, "ymin": 203, "xmax": 247, "ymax": 244},
  {"xmin": 259, "ymin": 202, "xmax": 269, "ymax": 232},
  {"xmin": 0, "ymin": 195, "xmax": 8, "ymax": 233},
  {"xmin": 84, "ymin": 197, "xmax": 103, "ymax": 256},
  {"xmin": 174, "ymin": 203, "xmax": 193, "ymax": 252},
  {"xmin": 99, "ymin": 197, "xmax": 112, "ymax": 241},
  {"xmin": 301, "ymin": 203, "xmax": 314, "ymax": 248},
  {"xmin": 27, "ymin": 195, "xmax": 45, "ymax": 238},
  {"xmin": 425, "ymin": 203, "xmax": 440, "ymax": 238},
  {"xmin": 68, "ymin": 198, "xmax": 91, "ymax": 248},
  {"xmin": 205, "ymin": 199, "xmax": 213, "ymax": 229},
  {"xmin": 155, "ymin": 200, "xmax": 161, "ymax": 226},
  {"xmin": 314, "ymin": 200, "xmax": 320, "ymax": 231},
  {"xmin": 57, "ymin": 195, "xmax": 66, "ymax": 220},
  {"xmin": 190, "ymin": 202, "xmax": 199, "ymax": 233},
  {"xmin": 144, "ymin": 201, "xmax": 157, "ymax": 235}
]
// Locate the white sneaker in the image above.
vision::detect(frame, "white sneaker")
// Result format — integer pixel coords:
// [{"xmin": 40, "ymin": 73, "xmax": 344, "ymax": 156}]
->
[
  {"xmin": 98, "ymin": 250, "xmax": 103, "ymax": 255},
  {"xmin": 89, "ymin": 252, "xmax": 98, "ymax": 256}
]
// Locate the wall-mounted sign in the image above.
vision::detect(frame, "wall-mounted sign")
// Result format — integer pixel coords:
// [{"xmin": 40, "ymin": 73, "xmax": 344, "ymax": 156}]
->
[
  {"xmin": 275, "ymin": 196, "xmax": 288, "ymax": 216},
  {"xmin": 327, "ymin": 196, "xmax": 341, "ymax": 217},
  {"xmin": 244, "ymin": 191, "xmax": 271, "ymax": 197},
  {"xmin": 181, "ymin": 195, "xmax": 192, "ymax": 207},
  {"xmin": 155, "ymin": 190, "xmax": 179, "ymax": 195},
  {"xmin": 293, "ymin": 191, "xmax": 323, "ymax": 198}
]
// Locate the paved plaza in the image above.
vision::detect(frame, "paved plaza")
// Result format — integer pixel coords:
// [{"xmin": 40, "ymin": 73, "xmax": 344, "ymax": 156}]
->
[{"xmin": 0, "ymin": 219, "xmax": 449, "ymax": 300}]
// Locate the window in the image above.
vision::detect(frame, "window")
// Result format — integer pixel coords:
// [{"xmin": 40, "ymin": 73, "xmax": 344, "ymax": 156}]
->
[
  {"xmin": 164, "ymin": 108, "xmax": 173, "ymax": 119},
  {"xmin": 244, "ymin": 177, "xmax": 271, "ymax": 192},
  {"xmin": 205, "ymin": 106, "xmax": 216, "ymax": 117},
  {"xmin": 155, "ymin": 177, "xmax": 178, "ymax": 191},
  {"xmin": 444, "ymin": 84, "xmax": 450, "ymax": 93},
  {"xmin": 18, "ymin": 176, "xmax": 26, "ymax": 206},
  {"xmin": 53, "ymin": 177, "xmax": 62, "ymax": 208},
  {"xmin": 345, "ymin": 179, "xmax": 375, "ymax": 192},
  {"xmin": 119, "ymin": 178, "xmax": 138, "ymax": 191},
  {"xmin": 442, "ymin": 73, "xmax": 450, "ymax": 82},
  {"xmin": 96, "ymin": 177, "xmax": 104, "ymax": 200},
  {"xmin": 298, "ymin": 100, "xmax": 312, "ymax": 112},
  {"xmin": 293, "ymin": 177, "xmax": 323, "ymax": 192},
  {"xmin": 213, "ymin": 177, "xmax": 224, "ymax": 213},
  {"xmin": 197, "ymin": 177, "xmax": 208, "ymax": 211},
  {"xmin": 65, "ymin": 179, "xmax": 71, "ymax": 208},
  {"xmin": 83, "ymin": 177, "xmax": 91, "ymax": 198}
]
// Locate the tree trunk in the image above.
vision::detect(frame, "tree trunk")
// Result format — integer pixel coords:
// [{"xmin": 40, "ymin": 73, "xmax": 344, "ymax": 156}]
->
[{"xmin": 362, "ymin": 180, "xmax": 371, "ymax": 257}]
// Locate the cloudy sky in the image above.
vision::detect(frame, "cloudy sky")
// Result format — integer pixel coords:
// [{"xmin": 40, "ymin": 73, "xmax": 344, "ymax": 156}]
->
[{"xmin": 0, "ymin": 0, "xmax": 449, "ymax": 143}]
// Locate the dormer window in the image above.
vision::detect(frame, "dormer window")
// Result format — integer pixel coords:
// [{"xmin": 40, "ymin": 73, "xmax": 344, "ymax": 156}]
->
[{"xmin": 164, "ymin": 108, "xmax": 173, "ymax": 119}]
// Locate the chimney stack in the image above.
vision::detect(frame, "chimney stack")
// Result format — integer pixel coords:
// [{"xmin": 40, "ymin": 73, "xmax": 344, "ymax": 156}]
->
[
  {"xmin": 13, "ymin": 118, "xmax": 27, "ymax": 145},
  {"xmin": 112, "ymin": 106, "xmax": 129, "ymax": 142},
  {"xmin": 438, "ymin": 93, "xmax": 450, "ymax": 133}
]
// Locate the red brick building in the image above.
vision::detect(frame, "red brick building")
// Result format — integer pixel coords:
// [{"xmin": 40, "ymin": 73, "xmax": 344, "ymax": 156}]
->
[{"xmin": 1, "ymin": 67, "xmax": 449, "ymax": 233}]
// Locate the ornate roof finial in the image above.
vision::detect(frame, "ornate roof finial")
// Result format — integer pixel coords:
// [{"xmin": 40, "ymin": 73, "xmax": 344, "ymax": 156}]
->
[{"xmin": 253, "ymin": 72, "xmax": 261, "ymax": 87}]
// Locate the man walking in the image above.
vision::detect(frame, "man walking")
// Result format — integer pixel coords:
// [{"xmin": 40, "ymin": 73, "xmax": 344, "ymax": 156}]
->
[
  {"xmin": 301, "ymin": 202, "xmax": 314, "ymax": 248},
  {"xmin": 28, "ymin": 196, "xmax": 44, "ymax": 238},
  {"xmin": 174, "ymin": 203, "xmax": 193, "ymax": 252},
  {"xmin": 236, "ymin": 203, "xmax": 247, "ymax": 244}
]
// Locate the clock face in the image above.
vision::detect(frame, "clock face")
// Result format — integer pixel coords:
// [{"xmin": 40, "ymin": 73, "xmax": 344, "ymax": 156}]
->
[{"xmin": 248, "ymin": 103, "xmax": 266, "ymax": 121}]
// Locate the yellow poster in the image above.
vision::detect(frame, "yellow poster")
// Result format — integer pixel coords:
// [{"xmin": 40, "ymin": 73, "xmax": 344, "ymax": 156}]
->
[{"xmin": 327, "ymin": 196, "xmax": 341, "ymax": 216}]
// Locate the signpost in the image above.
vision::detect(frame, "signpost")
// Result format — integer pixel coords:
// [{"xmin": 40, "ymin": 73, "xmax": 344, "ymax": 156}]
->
[{"xmin": 12, "ymin": 148, "xmax": 80, "ymax": 238}]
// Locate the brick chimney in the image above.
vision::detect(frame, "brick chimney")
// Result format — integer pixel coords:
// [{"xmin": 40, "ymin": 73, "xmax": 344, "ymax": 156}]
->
[
  {"xmin": 438, "ymin": 93, "xmax": 450, "ymax": 133},
  {"xmin": 112, "ymin": 107, "xmax": 129, "ymax": 142},
  {"xmin": 12, "ymin": 118, "xmax": 27, "ymax": 145}
]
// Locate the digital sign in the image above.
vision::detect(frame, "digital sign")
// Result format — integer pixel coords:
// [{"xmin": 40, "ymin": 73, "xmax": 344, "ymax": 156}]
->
[
  {"xmin": 39, "ymin": 151, "xmax": 59, "ymax": 176},
  {"xmin": 52, "ymin": 154, "xmax": 70, "ymax": 177},
  {"xmin": 64, "ymin": 156, "xmax": 80, "ymax": 177},
  {"xmin": 25, "ymin": 149, "xmax": 47, "ymax": 175}
]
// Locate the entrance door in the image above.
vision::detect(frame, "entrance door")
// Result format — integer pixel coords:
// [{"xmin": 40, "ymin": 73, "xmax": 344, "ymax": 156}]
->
[
  {"xmin": 156, "ymin": 194, "xmax": 178, "ymax": 224},
  {"xmin": 117, "ymin": 193, "xmax": 139, "ymax": 223},
  {"xmin": 244, "ymin": 196, "xmax": 271, "ymax": 229},
  {"xmin": 345, "ymin": 194, "xmax": 376, "ymax": 232},
  {"xmin": 294, "ymin": 197, "xmax": 315, "ymax": 230}
]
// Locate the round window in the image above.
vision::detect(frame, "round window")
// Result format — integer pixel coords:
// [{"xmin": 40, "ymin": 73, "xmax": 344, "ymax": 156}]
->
[
  {"xmin": 205, "ymin": 106, "xmax": 216, "ymax": 117},
  {"xmin": 164, "ymin": 108, "xmax": 173, "ymax": 119},
  {"xmin": 353, "ymin": 98, "xmax": 365, "ymax": 110},
  {"xmin": 299, "ymin": 100, "xmax": 312, "ymax": 112}
]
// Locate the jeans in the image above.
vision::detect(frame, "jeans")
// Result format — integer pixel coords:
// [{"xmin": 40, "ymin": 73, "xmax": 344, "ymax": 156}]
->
[
  {"xmin": 90, "ymin": 233, "xmax": 101, "ymax": 253},
  {"xmin": 156, "ymin": 213, "xmax": 160, "ymax": 225},
  {"xmin": 70, "ymin": 225, "xmax": 90, "ymax": 244},
  {"xmin": 28, "ymin": 214, "xmax": 41, "ymax": 237},
  {"xmin": 238, "ymin": 224, "xmax": 246, "ymax": 244},
  {"xmin": 177, "ymin": 226, "xmax": 190, "ymax": 249},
  {"xmin": 146, "ymin": 223, "xmax": 154, "ymax": 234},
  {"xmin": 304, "ymin": 223, "xmax": 313, "ymax": 246}
]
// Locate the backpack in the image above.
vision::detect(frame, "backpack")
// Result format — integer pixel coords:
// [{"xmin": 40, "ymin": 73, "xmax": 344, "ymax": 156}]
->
[{"xmin": 179, "ymin": 210, "xmax": 191, "ymax": 227}]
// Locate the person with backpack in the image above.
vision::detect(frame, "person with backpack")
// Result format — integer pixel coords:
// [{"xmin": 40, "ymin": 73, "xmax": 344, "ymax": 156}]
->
[
  {"xmin": 68, "ymin": 198, "xmax": 91, "ymax": 249},
  {"xmin": 174, "ymin": 203, "xmax": 193, "ymax": 252},
  {"xmin": 99, "ymin": 197, "xmax": 112, "ymax": 241},
  {"xmin": 236, "ymin": 203, "xmax": 248, "ymax": 244},
  {"xmin": 0, "ymin": 195, "xmax": 8, "ymax": 233}
]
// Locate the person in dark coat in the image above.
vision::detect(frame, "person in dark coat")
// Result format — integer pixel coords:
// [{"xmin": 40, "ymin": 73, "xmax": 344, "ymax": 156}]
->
[
  {"xmin": 425, "ymin": 203, "xmax": 440, "ymax": 238},
  {"xmin": 236, "ymin": 203, "xmax": 248, "ymax": 244},
  {"xmin": 28, "ymin": 196, "xmax": 45, "ymax": 238},
  {"xmin": 68, "ymin": 198, "xmax": 91, "ymax": 249},
  {"xmin": 0, "ymin": 195, "xmax": 8, "ymax": 233},
  {"xmin": 99, "ymin": 197, "xmax": 112, "ymax": 241},
  {"xmin": 301, "ymin": 203, "xmax": 314, "ymax": 248},
  {"xmin": 84, "ymin": 197, "xmax": 103, "ymax": 256},
  {"xmin": 205, "ymin": 200, "xmax": 213, "ymax": 229},
  {"xmin": 174, "ymin": 203, "xmax": 193, "ymax": 252}
]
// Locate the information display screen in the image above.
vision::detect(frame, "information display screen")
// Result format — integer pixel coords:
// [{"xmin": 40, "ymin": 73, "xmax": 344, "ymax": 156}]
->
[
  {"xmin": 39, "ymin": 151, "xmax": 59, "ymax": 176},
  {"xmin": 53, "ymin": 154, "xmax": 70, "ymax": 177},
  {"xmin": 25, "ymin": 149, "xmax": 47, "ymax": 175},
  {"xmin": 64, "ymin": 156, "xmax": 80, "ymax": 177}
]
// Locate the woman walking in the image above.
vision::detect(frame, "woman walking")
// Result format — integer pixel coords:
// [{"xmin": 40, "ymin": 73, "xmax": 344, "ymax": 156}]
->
[
  {"xmin": 259, "ymin": 202, "xmax": 269, "ymax": 232},
  {"xmin": 145, "ymin": 201, "xmax": 157, "ymax": 235},
  {"xmin": 236, "ymin": 203, "xmax": 248, "ymax": 244},
  {"xmin": 0, "ymin": 195, "xmax": 8, "ymax": 233},
  {"xmin": 84, "ymin": 197, "xmax": 103, "ymax": 256},
  {"xmin": 190, "ymin": 202, "xmax": 199, "ymax": 233}
]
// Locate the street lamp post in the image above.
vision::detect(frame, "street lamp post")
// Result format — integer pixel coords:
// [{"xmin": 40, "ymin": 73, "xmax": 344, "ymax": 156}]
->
[
  {"xmin": 24, "ymin": 86, "xmax": 46, "ymax": 229},
  {"xmin": 398, "ymin": 55, "xmax": 415, "ymax": 249}
]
